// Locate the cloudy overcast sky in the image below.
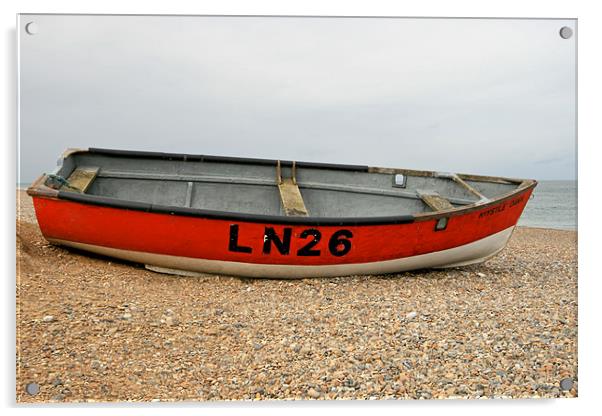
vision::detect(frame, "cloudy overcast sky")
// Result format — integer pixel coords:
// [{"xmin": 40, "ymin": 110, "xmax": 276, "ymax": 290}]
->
[{"xmin": 18, "ymin": 15, "xmax": 576, "ymax": 183}]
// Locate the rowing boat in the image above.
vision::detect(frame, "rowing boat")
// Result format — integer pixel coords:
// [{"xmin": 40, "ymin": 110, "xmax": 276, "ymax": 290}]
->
[{"xmin": 27, "ymin": 148, "xmax": 536, "ymax": 278}]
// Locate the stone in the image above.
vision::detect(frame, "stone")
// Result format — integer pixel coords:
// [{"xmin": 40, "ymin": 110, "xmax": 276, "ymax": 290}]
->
[
  {"xmin": 307, "ymin": 388, "xmax": 320, "ymax": 399},
  {"xmin": 163, "ymin": 316, "xmax": 179, "ymax": 326},
  {"xmin": 559, "ymin": 378, "xmax": 574, "ymax": 391},
  {"xmin": 405, "ymin": 311, "xmax": 418, "ymax": 320}
]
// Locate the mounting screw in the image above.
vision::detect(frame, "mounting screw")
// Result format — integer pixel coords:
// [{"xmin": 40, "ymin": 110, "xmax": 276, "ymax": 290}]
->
[
  {"xmin": 559, "ymin": 26, "xmax": 573, "ymax": 39},
  {"xmin": 559, "ymin": 377, "xmax": 574, "ymax": 391},
  {"xmin": 25, "ymin": 22, "xmax": 38, "ymax": 35},
  {"xmin": 25, "ymin": 382, "xmax": 40, "ymax": 395}
]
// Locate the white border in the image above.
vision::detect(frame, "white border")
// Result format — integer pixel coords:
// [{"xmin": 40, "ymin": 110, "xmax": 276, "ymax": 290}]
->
[{"xmin": 3, "ymin": 1, "xmax": 598, "ymax": 416}]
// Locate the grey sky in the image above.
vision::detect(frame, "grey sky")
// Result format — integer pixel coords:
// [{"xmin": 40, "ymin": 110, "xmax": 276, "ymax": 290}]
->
[{"xmin": 18, "ymin": 15, "xmax": 576, "ymax": 183}]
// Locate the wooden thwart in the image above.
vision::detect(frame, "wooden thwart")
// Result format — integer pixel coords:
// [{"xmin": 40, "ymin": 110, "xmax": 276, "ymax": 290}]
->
[
  {"xmin": 418, "ymin": 190, "xmax": 455, "ymax": 212},
  {"xmin": 63, "ymin": 167, "xmax": 99, "ymax": 193},
  {"xmin": 278, "ymin": 179, "xmax": 309, "ymax": 216},
  {"xmin": 276, "ymin": 160, "xmax": 309, "ymax": 216},
  {"xmin": 450, "ymin": 175, "xmax": 488, "ymax": 201}
]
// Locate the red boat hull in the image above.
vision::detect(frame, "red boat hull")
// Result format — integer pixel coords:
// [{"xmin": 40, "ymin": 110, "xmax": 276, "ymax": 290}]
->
[{"xmin": 31, "ymin": 187, "xmax": 533, "ymax": 278}]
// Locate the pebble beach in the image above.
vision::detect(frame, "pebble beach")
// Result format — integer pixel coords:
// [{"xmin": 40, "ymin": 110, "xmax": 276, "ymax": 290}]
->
[{"xmin": 16, "ymin": 190, "xmax": 578, "ymax": 402}]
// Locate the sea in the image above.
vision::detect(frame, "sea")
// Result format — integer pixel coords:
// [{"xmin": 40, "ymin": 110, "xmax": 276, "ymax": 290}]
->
[
  {"xmin": 518, "ymin": 180, "xmax": 577, "ymax": 231},
  {"xmin": 17, "ymin": 180, "xmax": 577, "ymax": 231}
]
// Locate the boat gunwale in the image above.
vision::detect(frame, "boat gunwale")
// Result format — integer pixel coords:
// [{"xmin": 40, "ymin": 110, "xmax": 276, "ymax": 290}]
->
[{"xmin": 26, "ymin": 148, "xmax": 537, "ymax": 226}]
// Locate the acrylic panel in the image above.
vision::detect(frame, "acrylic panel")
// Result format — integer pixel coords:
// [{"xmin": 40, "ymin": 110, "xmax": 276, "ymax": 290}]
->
[{"xmin": 17, "ymin": 14, "xmax": 577, "ymax": 402}]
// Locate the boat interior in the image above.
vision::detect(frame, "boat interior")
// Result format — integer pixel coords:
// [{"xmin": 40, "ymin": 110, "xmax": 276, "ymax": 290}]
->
[{"xmin": 46, "ymin": 150, "xmax": 528, "ymax": 218}]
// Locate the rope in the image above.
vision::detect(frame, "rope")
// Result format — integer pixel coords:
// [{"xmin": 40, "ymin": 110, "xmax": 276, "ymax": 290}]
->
[{"xmin": 45, "ymin": 174, "xmax": 80, "ymax": 192}]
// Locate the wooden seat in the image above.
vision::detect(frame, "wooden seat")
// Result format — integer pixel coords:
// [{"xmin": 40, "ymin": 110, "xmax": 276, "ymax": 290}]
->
[
  {"xmin": 63, "ymin": 167, "xmax": 99, "ymax": 193},
  {"xmin": 417, "ymin": 190, "xmax": 454, "ymax": 212},
  {"xmin": 276, "ymin": 161, "xmax": 309, "ymax": 216},
  {"xmin": 278, "ymin": 179, "xmax": 309, "ymax": 216}
]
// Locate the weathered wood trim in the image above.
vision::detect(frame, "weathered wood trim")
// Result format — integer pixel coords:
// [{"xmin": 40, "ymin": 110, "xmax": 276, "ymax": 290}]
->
[
  {"xmin": 278, "ymin": 179, "xmax": 309, "ymax": 216},
  {"xmin": 417, "ymin": 190, "xmax": 455, "ymax": 212},
  {"xmin": 368, "ymin": 167, "xmax": 436, "ymax": 177},
  {"xmin": 64, "ymin": 166, "xmax": 99, "ymax": 193},
  {"xmin": 292, "ymin": 161, "xmax": 298, "ymax": 185},
  {"xmin": 518, "ymin": 180, "xmax": 534, "ymax": 189},
  {"xmin": 456, "ymin": 173, "xmax": 522, "ymax": 185},
  {"xmin": 276, "ymin": 160, "xmax": 282, "ymax": 184},
  {"xmin": 450, "ymin": 175, "xmax": 488, "ymax": 201},
  {"xmin": 61, "ymin": 148, "xmax": 89, "ymax": 159},
  {"xmin": 25, "ymin": 174, "xmax": 59, "ymax": 198},
  {"xmin": 413, "ymin": 181, "xmax": 537, "ymax": 220},
  {"xmin": 369, "ymin": 166, "xmax": 525, "ymax": 186}
]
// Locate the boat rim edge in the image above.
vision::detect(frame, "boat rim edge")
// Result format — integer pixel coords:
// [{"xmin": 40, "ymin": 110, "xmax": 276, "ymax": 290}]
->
[{"xmin": 24, "ymin": 147, "xmax": 537, "ymax": 226}]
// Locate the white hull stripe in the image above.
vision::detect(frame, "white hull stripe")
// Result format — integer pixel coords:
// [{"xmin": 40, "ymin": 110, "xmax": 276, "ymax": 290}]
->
[{"xmin": 48, "ymin": 226, "xmax": 515, "ymax": 278}]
